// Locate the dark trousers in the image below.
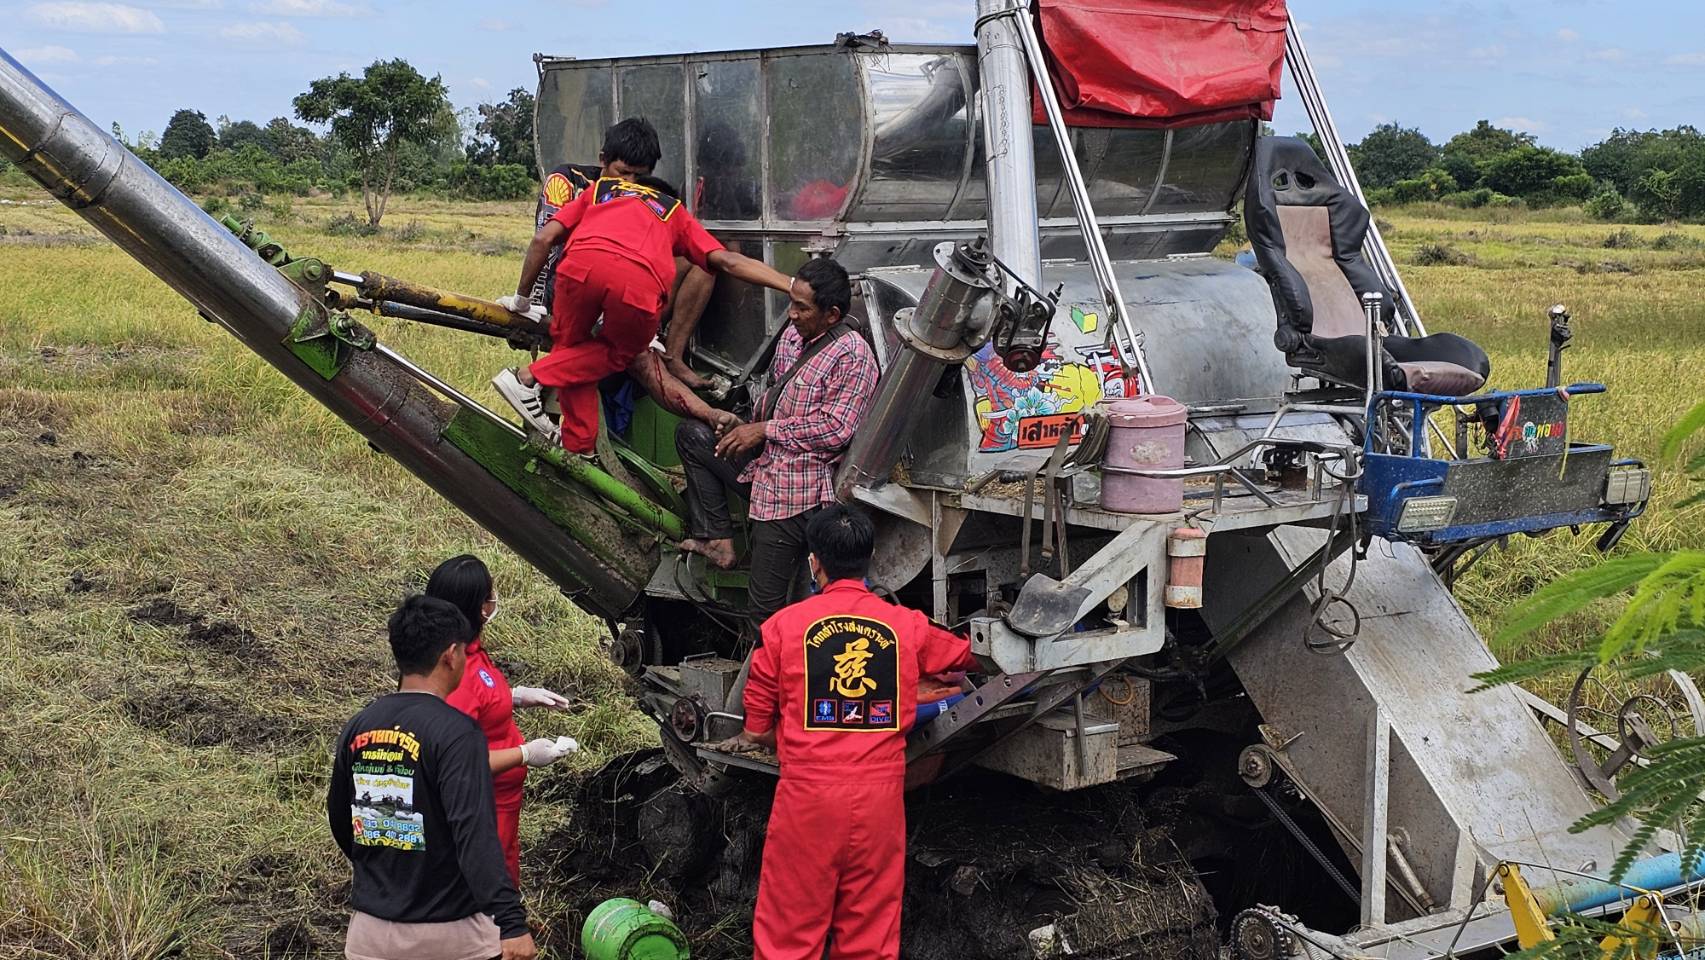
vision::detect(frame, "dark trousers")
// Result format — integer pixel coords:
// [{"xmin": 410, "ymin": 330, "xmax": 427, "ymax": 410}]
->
[{"xmin": 676, "ymin": 420, "xmax": 818, "ymax": 624}]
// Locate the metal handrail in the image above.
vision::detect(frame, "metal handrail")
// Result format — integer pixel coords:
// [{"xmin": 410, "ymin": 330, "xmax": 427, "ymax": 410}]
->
[
  {"xmin": 1366, "ymin": 382, "xmax": 1607, "ymax": 458},
  {"xmin": 999, "ymin": 0, "xmax": 1157, "ymax": 394}
]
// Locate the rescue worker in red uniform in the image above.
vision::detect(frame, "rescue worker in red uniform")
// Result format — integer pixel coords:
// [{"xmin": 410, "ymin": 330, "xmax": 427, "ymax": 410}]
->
[
  {"xmin": 498, "ymin": 118, "xmax": 790, "ymax": 454},
  {"xmin": 428, "ymin": 555, "xmax": 576, "ymax": 886},
  {"xmin": 721, "ymin": 505, "xmax": 980, "ymax": 960}
]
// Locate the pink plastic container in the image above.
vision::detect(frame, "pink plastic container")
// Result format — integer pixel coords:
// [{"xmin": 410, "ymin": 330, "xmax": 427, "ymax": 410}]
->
[{"xmin": 1099, "ymin": 395, "xmax": 1187, "ymax": 514}]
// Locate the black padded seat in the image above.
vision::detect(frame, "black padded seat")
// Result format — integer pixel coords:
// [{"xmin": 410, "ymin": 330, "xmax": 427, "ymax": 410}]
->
[{"xmin": 1245, "ymin": 137, "xmax": 1490, "ymax": 397}]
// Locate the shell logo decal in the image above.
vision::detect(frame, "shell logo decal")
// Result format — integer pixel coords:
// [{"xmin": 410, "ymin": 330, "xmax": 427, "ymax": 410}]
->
[{"xmin": 543, "ymin": 172, "xmax": 575, "ymax": 207}]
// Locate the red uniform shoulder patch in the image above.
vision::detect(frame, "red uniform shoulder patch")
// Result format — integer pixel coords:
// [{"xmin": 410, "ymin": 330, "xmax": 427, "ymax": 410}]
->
[{"xmin": 592, "ymin": 176, "xmax": 681, "ymax": 222}]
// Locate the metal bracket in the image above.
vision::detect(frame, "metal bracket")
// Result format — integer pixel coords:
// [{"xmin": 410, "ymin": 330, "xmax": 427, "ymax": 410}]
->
[{"xmin": 284, "ymin": 304, "xmax": 374, "ymax": 380}]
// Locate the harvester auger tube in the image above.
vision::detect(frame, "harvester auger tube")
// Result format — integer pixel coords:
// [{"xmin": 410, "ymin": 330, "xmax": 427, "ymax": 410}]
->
[{"xmin": 0, "ymin": 49, "xmax": 655, "ymax": 621}]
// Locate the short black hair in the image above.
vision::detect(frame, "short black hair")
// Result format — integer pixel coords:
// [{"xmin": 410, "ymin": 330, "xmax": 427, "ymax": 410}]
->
[
  {"xmin": 600, "ymin": 117, "xmax": 661, "ymax": 171},
  {"xmin": 634, "ymin": 174, "xmax": 679, "ymax": 198},
  {"xmin": 795, "ymin": 257, "xmax": 851, "ymax": 318},
  {"xmin": 387, "ymin": 594, "xmax": 471, "ymax": 677},
  {"xmin": 806, "ymin": 504, "xmax": 874, "ymax": 582},
  {"xmin": 425, "ymin": 554, "xmax": 492, "ymax": 640}
]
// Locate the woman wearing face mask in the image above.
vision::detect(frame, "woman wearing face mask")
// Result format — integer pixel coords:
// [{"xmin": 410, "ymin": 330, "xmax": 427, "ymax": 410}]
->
[{"xmin": 427, "ymin": 554, "xmax": 576, "ymax": 887}]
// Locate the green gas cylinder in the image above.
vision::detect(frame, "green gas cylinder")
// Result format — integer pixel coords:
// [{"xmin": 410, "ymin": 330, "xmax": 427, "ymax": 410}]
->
[{"xmin": 581, "ymin": 898, "xmax": 689, "ymax": 960}]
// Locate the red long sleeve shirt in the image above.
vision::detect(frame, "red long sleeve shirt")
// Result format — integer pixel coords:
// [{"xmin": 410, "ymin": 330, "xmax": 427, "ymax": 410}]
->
[
  {"xmin": 549, "ymin": 177, "xmax": 724, "ymax": 295},
  {"xmin": 444, "ymin": 638, "xmax": 526, "ymax": 812},
  {"xmin": 743, "ymin": 580, "xmax": 977, "ymax": 783}
]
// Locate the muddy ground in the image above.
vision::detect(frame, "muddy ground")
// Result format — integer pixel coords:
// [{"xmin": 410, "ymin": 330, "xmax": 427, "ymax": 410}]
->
[{"xmin": 531, "ymin": 749, "xmax": 1220, "ymax": 960}]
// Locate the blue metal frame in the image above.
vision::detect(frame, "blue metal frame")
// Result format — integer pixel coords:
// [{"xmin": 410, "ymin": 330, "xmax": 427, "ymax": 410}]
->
[
  {"xmin": 1362, "ymin": 382, "xmax": 1607, "ymax": 456},
  {"xmin": 1355, "ymin": 381, "xmax": 1642, "ymax": 545}
]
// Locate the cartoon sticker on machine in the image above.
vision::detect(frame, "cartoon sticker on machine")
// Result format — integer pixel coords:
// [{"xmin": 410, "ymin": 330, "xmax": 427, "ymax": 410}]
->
[{"xmin": 965, "ymin": 305, "xmax": 1129, "ymax": 453}]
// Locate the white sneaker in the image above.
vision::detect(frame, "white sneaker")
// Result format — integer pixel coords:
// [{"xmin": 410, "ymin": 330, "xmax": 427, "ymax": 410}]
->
[{"xmin": 492, "ymin": 369, "xmax": 560, "ymax": 444}]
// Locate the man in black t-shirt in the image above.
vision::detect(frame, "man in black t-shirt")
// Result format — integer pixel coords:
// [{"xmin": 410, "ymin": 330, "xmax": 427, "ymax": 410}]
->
[{"xmin": 328, "ymin": 595, "xmax": 537, "ymax": 960}]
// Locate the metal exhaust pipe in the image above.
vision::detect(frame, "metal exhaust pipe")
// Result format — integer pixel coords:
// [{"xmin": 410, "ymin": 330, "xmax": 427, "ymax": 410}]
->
[
  {"xmin": 0, "ymin": 48, "xmax": 650, "ymax": 619},
  {"xmin": 836, "ymin": 239, "xmax": 997, "ymax": 499}
]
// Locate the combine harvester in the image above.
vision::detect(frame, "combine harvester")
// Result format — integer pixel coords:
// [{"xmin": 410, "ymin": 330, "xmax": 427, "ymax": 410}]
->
[{"xmin": 3, "ymin": 1, "xmax": 1699, "ymax": 956}]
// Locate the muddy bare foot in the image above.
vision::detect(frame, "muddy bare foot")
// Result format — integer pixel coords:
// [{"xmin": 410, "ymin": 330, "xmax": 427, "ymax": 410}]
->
[{"xmin": 680, "ymin": 537, "xmax": 737, "ymax": 569}]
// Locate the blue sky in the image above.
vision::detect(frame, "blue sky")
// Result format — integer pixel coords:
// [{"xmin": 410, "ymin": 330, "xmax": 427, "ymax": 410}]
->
[{"xmin": 3, "ymin": 0, "xmax": 1700, "ymax": 153}]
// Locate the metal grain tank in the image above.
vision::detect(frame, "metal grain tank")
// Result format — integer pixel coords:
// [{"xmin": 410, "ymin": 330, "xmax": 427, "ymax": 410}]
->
[{"xmin": 534, "ymin": 42, "xmax": 1259, "ymax": 381}]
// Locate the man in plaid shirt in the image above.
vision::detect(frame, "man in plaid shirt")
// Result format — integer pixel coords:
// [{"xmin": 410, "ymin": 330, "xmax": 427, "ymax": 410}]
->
[{"xmin": 676, "ymin": 258, "xmax": 879, "ymax": 622}]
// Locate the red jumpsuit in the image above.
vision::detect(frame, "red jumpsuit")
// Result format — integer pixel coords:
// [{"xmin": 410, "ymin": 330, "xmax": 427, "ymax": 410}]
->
[
  {"xmin": 444, "ymin": 636, "xmax": 526, "ymax": 885},
  {"xmin": 742, "ymin": 579, "xmax": 977, "ymax": 960},
  {"xmin": 533, "ymin": 177, "xmax": 724, "ymax": 453}
]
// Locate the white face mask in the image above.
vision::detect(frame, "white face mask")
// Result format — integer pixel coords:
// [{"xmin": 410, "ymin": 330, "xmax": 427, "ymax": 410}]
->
[{"xmin": 483, "ymin": 593, "xmax": 499, "ymax": 626}]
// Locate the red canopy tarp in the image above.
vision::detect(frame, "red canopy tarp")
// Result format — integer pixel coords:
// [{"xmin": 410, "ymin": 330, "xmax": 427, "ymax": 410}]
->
[{"xmin": 1031, "ymin": 0, "xmax": 1288, "ymax": 129}]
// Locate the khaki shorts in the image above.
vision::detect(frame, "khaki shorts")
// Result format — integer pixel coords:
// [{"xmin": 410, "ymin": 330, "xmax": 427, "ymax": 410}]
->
[{"xmin": 344, "ymin": 911, "xmax": 500, "ymax": 960}]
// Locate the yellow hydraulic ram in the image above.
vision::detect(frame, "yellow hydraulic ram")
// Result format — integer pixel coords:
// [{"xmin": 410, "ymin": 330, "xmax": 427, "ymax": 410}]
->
[
  {"xmin": 1500, "ymin": 862, "xmax": 1699, "ymax": 958},
  {"xmin": 354, "ymin": 271, "xmax": 548, "ymax": 340}
]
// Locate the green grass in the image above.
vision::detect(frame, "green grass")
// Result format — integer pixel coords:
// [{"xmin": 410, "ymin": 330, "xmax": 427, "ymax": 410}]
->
[
  {"xmin": 0, "ymin": 190, "xmax": 1701, "ymax": 957},
  {"xmin": 0, "ymin": 193, "xmax": 650, "ymax": 958},
  {"xmin": 1376, "ymin": 208, "xmax": 1705, "ymax": 667}
]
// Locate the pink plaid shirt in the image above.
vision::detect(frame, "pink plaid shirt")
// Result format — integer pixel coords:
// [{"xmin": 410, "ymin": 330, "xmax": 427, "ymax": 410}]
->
[{"xmin": 739, "ymin": 324, "xmax": 880, "ymax": 521}]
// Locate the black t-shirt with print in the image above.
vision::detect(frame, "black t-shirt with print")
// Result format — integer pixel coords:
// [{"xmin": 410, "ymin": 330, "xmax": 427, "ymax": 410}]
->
[{"xmin": 327, "ymin": 691, "xmax": 527, "ymax": 939}]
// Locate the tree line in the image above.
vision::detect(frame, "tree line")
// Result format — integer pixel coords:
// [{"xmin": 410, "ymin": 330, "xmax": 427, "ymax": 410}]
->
[
  {"xmin": 1319, "ymin": 120, "xmax": 1705, "ymax": 221},
  {"xmin": 3, "ymin": 54, "xmax": 1700, "ymax": 227},
  {"xmin": 101, "ymin": 58, "xmax": 540, "ymax": 225}
]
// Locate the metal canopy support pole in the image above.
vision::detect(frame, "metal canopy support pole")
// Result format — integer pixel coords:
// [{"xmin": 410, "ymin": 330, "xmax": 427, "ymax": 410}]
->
[
  {"xmin": 1283, "ymin": 17, "xmax": 1428, "ymax": 338},
  {"xmin": 1005, "ymin": 2, "xmax": 1157, "ymax": 395},
  {"xmin": 974, "ymin": 0, "xmax": 1044, "ymax": 296},
  {"xmin": 1362, "ymin": 707, "xmax": 1392, "ymax": 927}
]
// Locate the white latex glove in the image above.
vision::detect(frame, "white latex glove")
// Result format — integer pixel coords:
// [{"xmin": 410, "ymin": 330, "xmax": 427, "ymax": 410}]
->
[
  {"xmin": 496, "ymin": 294, "xmax": 547, "ymax": 320},
  {"xmin": 648, "ymin": 337, "xmax": 667, "ymax": 355},
  {"xmin": 519, "ymin": 736, "xmax": 578, "ymax": 768},
  {"xmin": 511, "ymin": 686, "xmax": 572, "ymax": 710}
]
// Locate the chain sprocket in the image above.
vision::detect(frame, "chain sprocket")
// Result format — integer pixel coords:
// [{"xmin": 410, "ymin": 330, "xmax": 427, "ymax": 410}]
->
[{"xmin": 1231, "ymin": 906, "xmax": 1296, "ymax": 960}]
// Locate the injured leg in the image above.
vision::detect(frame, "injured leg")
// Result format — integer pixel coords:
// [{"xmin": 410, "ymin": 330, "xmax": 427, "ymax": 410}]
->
[
  {"xmin": 627, "ymin": 348, "xmax": 737, "ymax": 432},
  {"xmin": 662, "ymin": 263, "xmax": 715, "ymax": 390}
]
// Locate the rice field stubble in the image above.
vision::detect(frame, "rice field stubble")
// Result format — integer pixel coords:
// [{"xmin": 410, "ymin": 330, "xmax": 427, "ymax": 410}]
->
[{"xmin": 0, "ymin": 188, "xmax": 1701, "ymax": 957}]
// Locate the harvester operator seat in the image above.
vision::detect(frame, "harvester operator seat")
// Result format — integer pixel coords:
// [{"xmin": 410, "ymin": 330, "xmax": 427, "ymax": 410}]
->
[{"xmin": 1245, "ymin": 136, "xmax": 1490, "ymax": 396}]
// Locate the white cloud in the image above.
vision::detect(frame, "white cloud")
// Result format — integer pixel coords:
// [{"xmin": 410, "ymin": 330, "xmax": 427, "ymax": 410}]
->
[
  {"xmin": 1586, "ymin": 47, "xmax": 1626, "ymax": 62},
  {"xmin": 1467, "ymin": 44, "xmax": 1506, "ymax": 61},
  {"xmin": 219, "ymin": 19, "xmax": 303, "ymax": 42},
  {"xmin": 248, "ymin": 0, "xmax": 366, "ymax": 16},
  {"xmin": 478, "ymin": 17, "xmax": 511, "ymax": 31},
  {"xmin": 94, "ymin": 54, "xmax": 158, "ymax": 65},
  {"xmin": 1498, "ymin": 116, "xmax": 1549, "ymax": 133},
  {"xmin": 471, "ymin": 77, "xmax": 491, "ymax": 89},
  {"xmin": 16, "ymin": 44, "xmax": 80, "ymax": 63},
  {"xmin": 1623, "ymin": 107, "xmax": 1649, "ymax": 121},
  {"xmin": 1666, "ymin": 52, "xmax": 1705, "ymax": 67},
  {"xmin": 151, "ymin": 0, "xmax": 222, "ymax": 7},
  {"xmin": 1556, "ymin": 28, "xmax": 1579, "ymax": 43},
  {"xmin": 26, "ymin": 2, "xmax": 165, "ymax": 33}
]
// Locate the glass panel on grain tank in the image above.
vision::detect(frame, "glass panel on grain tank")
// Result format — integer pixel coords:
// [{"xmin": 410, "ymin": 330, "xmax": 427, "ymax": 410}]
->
[
  {"xmin": 1088, "ymin": 128, "xmax": 1168, "ymax": 214},
  {"xmin": 690, "ymin": 58, "xmax": 763, "ymax": 222},
  {"xmin": 766, "ymin": 53, "xmax": 861, "ymax": 222},
  {"xmin": 617, "ymin": 63, "xmax": 686, "ymax": 192},
  {"xmin": 853, "ymin": 52, "xmax": 970, "ymax": 222},
  {"xmin": 537, "ymin": 65, "xmax": 612, "ymax": 172},
  {"xmin": 1148, "ymin": 121, "xmax": 1256, "ymax": 215}
]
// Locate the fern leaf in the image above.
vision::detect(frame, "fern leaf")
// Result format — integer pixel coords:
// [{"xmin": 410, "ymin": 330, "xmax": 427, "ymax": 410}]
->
[
  {"xmin": 1599, "ymin": 550, "xmax": 1705, "ymax": 660},
  {"xmin": 1470, "ymin": 649, "xmax": 1599, "ymax": 690},
  {"xmin": 1493, "ymin": 553, "xmax": 1671, "ymax": 647},
  {"xmin": 1659, "ymin": 399, "xmax": 1705, "ymax": 460}
]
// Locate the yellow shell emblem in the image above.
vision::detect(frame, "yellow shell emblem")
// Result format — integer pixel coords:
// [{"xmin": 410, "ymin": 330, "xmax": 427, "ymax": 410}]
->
[{"xmin": 543, "ymin": 172, "xmax": 575, "ymax": 207}]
